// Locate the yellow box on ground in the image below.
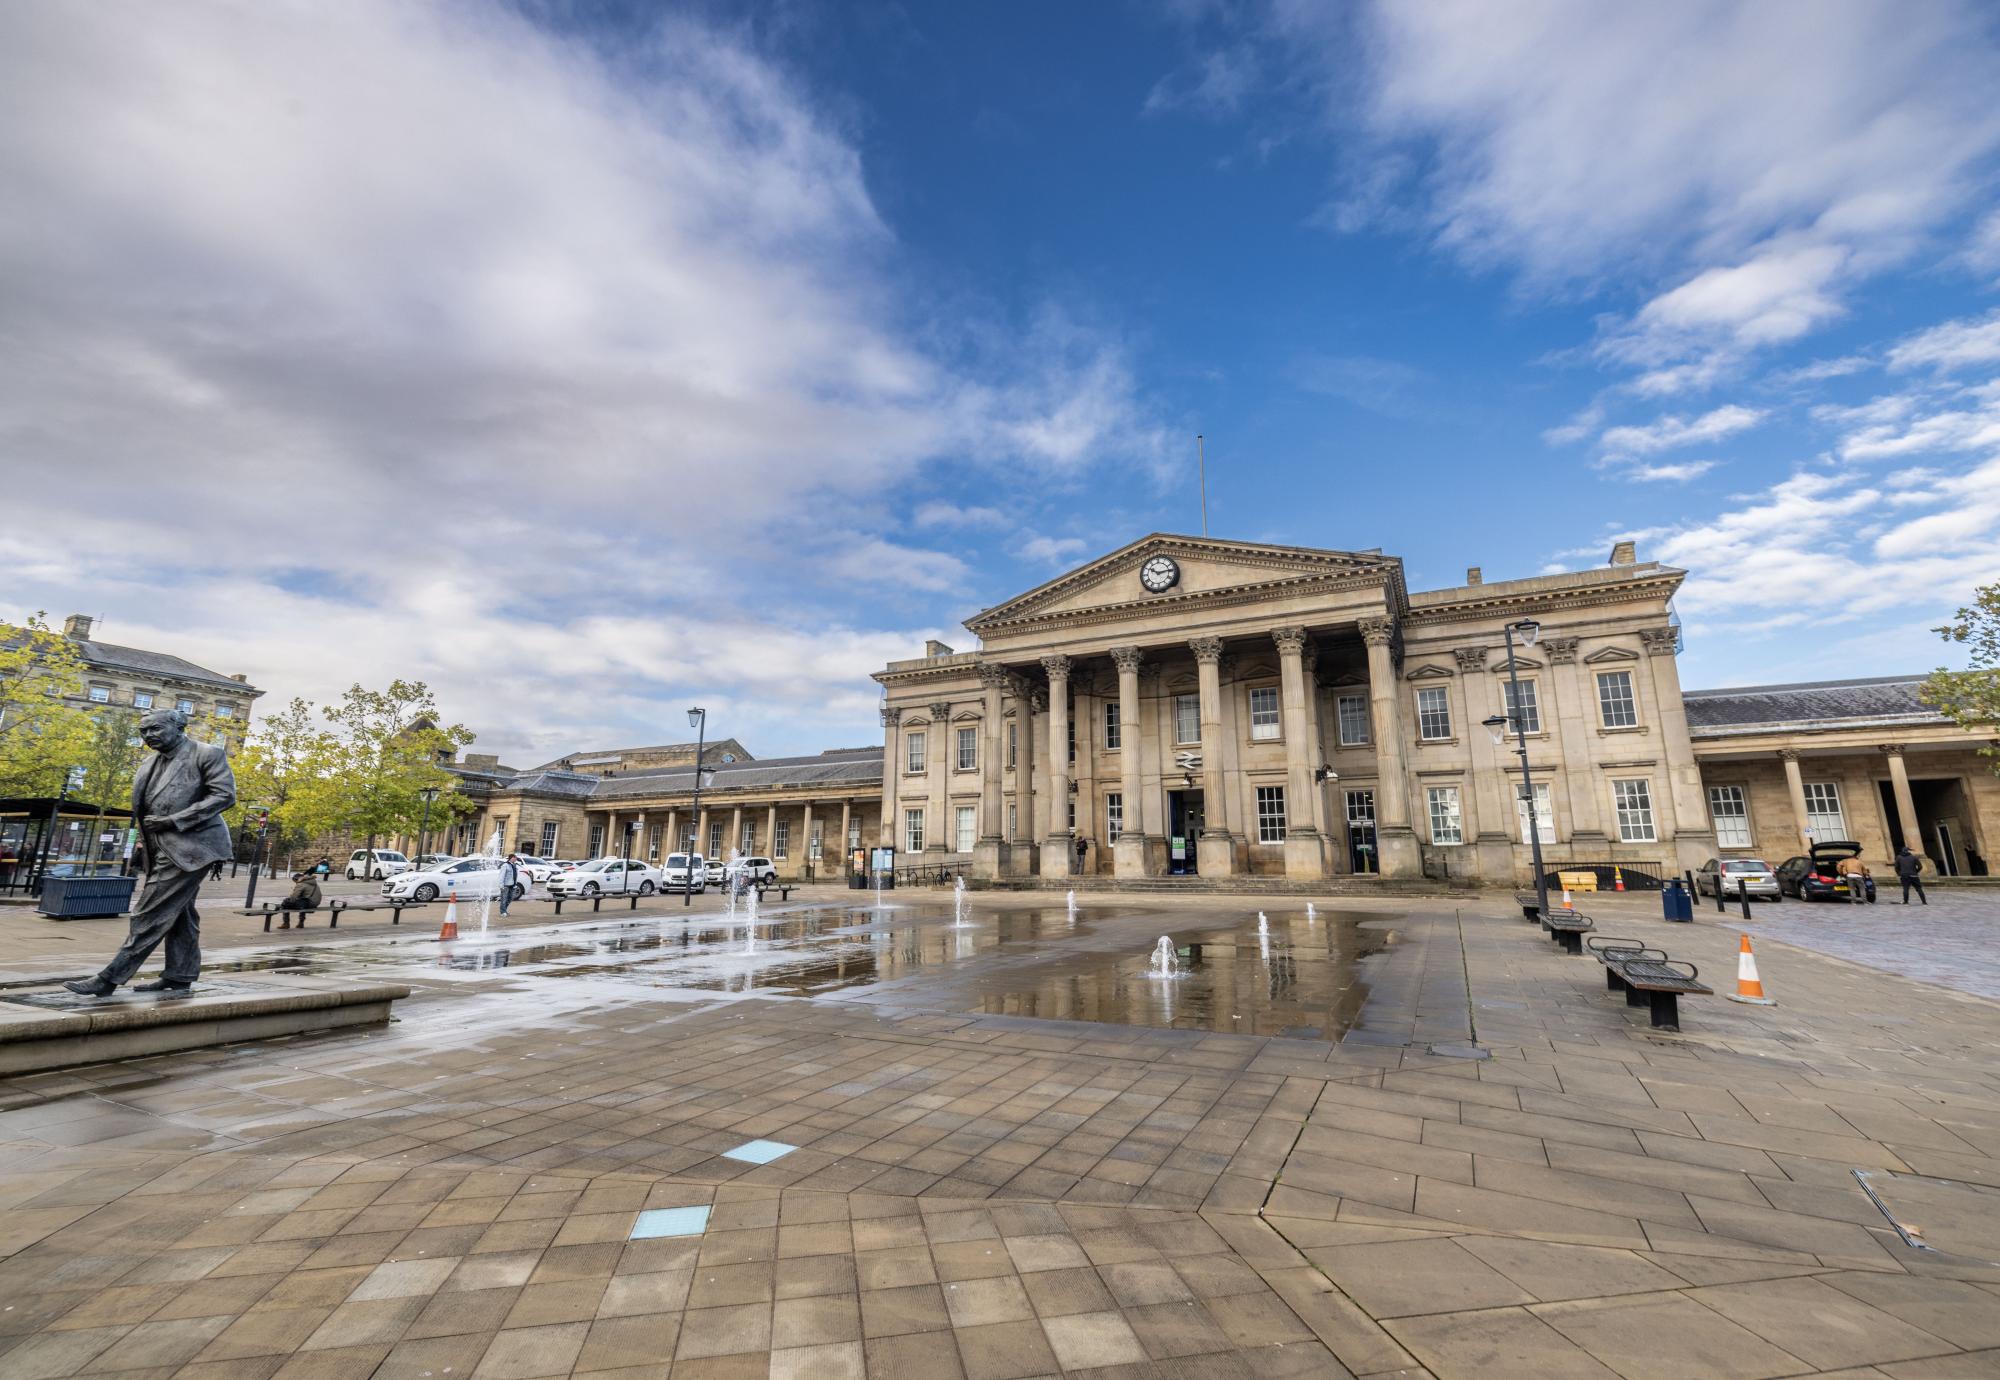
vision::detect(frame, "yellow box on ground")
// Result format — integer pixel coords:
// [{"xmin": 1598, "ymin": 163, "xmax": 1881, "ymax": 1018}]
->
[{"xmin": 1558, "ymin": 871, "xmax": 1599, "ymax": 892}]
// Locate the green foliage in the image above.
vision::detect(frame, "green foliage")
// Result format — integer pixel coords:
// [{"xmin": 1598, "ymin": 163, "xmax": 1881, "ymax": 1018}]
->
[
  {"xmin": 319, "ymin": 680, "xmax": 476, "ymax": 846},
  {"xmin": 231, "ymin": 697, "xmax": 340, "ymax": 849},
  {"xmin": 0, "ymin": 613, "xmax": 93, "ymax": 796},
  {"xmin": 71, "ymin": 707, "xmax": 146, "ymax": 812},
  {"xmin": 1922, "ymin": 582, "xmax": 2000, "ymax": 774}
]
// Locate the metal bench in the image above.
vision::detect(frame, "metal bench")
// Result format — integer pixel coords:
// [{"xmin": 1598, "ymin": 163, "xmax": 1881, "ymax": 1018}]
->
[
  {"xmin": 1605, "ymin": 956, "xmax": 1711, "ymax": 1031},
  {"xmin": 1539, "ymin": 911, "xmax": 1595, "ymax": 953},
  {"xmin": 1513, "ymin": 892, "xmax": 1542, "ymax": 920},
  {"xmin": 758, "ymin": 884, "xmax": 794, "ymax": 902},
  {"xmin": 1587, "ymin": 937, "xmax": 1666, "ymax": 991}
]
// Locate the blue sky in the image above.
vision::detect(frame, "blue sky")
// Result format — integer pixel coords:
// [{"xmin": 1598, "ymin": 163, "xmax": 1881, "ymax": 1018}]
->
[{"xmin": 3, "ymin": 1, "xmax": 1999, "ymax": 763}]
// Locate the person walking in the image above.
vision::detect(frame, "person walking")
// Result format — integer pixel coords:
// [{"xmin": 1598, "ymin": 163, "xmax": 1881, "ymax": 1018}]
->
[
  {"xmin": 1894, "ymin": 845, "xmax": 1928, "ymax": 905},
  {"xmin": 498, "ymin": 853, "xmax": 520, "ymax": 917}
]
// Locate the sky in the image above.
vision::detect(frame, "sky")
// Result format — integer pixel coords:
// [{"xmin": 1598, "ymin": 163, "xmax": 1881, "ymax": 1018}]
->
[{"xmin": 4, "ymin": 0, "xmax": 1999, "ymax": 766}]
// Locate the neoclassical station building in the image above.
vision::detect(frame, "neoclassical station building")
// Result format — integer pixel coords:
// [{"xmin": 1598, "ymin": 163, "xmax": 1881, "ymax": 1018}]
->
[{"xmin": 453, "ymin": 535, "xmax": 1996, "ymax": 886}]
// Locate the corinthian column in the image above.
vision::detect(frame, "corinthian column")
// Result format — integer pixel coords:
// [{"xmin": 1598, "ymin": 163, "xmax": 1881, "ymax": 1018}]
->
[
  {"xmin": 1110, "ymin": 646, "xmax": 1150, "ymax": 878},
  {"xmin": 973, "ymin": 663, "xmax": 1010, "ymax": 879},
  {"xmin": 1040, "ymin": 655, "xmax": 1073, "ymax": 877},
  {"xmin": 1360, "ymin": 617, "xmax": 1419, "ymax": 877},
  {"xmin": 1190, "ymin": 637, "xmax": 1236, "ymax": 876},
  {"xmin": 878, "ymin": 706, "xmax": 899, "ymax": 848},
  {"xmin": 1274, "ymin": 627, "xmax": 1325, "ymax": 878}
]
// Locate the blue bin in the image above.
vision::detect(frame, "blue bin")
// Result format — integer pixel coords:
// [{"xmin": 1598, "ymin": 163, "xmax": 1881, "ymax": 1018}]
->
[
  {"xmin": 37, "ymin": 874, "xmax": 138, "ymax": 919},
  {"xmin": 1661, "ymin": 880, "xmax": 1693, "ymax": 923}
]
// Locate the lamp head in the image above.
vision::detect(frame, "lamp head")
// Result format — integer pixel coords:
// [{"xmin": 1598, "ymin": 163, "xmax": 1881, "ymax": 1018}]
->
[
  {"xmin": 687, "ymin": 707, "xmax": 704, "ymax": 728},
  {"xmin": 1511, "ymin": 618, "xmax": 1541, "ymax": 648},
  {"xmin": 1481, "ymin": 713, "xmax": 1509, "ymax": 746}
]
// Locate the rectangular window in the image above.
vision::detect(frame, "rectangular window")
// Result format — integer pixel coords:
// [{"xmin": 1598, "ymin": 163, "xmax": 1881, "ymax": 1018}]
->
[
  {"xmin": 1515, "ymin": 781, "xmax": 1555, "ymax": 843},
  {"xmin": 1804, "ymin": 782, "xmax": 1846, "ymax": 839},
  {"xmin": 955, "ymin": 805, "xmax": 976, "ymax": 853},
  {"xmin": 1345, "ymin": 789, "xmax": 1375, "ymax": 828},
  {"xmin": 1503, "ymin": 679, "xmax": 1540, "ymax": 734},
  {"xmin": 774, "ymin": 821, "xmax": 789, "ymax": 858},
  {"xmin": 1106, "ymin": 792, "xmax": 1123, "ymax": 842},
  {"xmin": 1597, "ymin": 671, "xmax": 1638, "ymax": 728},
  {"xmin": 904, "ymin": 808, "xmax": 925, "ymax": 853},
  {"xmin": 176, "ymin": 698, "xmax": 195, "ymax": 715},
  {"xmin": 1427, "ymin": 786, "xmax": 1463, "ymax": 845},
  {"xmin": 1007, "ymin": 722, "xmax": 1017, "ymax": 769},
  {"xmin": 87, "ymin": 686, "xmax": 109, "ymax": 703},
  {"xmin": 1249, "ymin": 686, "xmax": 1281, "ymax": 741},
  {"xmin": 1173, "ymin": 693, "xmax": 1201, "ymax": 745},
  {"xmin": 847, "ymin": 818, "xmax": 861, "ymax": 850},
  {"xmin": 957, "ymin": 726, "xmax": 977, "ymax": 771},
  {"xmin": 1104, "ymin": 702, "xmax": 1122, "ymax": 750},
  {"xmin": 648, "ymin": 825, "xmax": 661, "ymax": 862},
  {"xmin": 1708, "ymin": 785, "xmax": 1751, "ymax": 848},
  {"xmin": 133, "ymin": 691, "xmax": 153, "ymax": 709},
  {"xmin": 1613, "ymin": 780, "xmax": 1657, "ymax": 842},
  {"xmin": 709, "ymin": 821, "xmax": 723, "ymax": 857},
  {"xmin": 1416, "ymin": 686, "xmax": 1452, "ymax": 740},
  {"xmin": 215, "ymin": 704, "xmax": 235, "ymax": 719},
  {"xmin": 906, "ymin": 731, "xmax": 926, "ymax": 774},
  {"xmin": 740, "ymin": 821, "xmax": 756, "ymax": 854},
  {"xmin": 1337, "ymin": 694, "xmax": 1369, "ymax": 746},
  {"xmin": 1007, "ymin": 803, "xmax": 1017, "ymax": 841},
  {"xmin": 541, "ymin": 821, "xmax": 559, "ymax": 856},
  {"xmin": 1067, "ymin": 707, "xmax": 1076, "ymax": 763},
  {"xmin": 588, "ymin": 824, "xmax": 604, "ymax": 856},
  {"xmin": 1255, "ymin": 786, "xmax": 1287, "ymax": 844},
  {"xmin": 810, "ymin": 822, "xmax": 823, "ymax": 856},
  {"xmin": 1067, "ymin": 799, "xmax": 1076, "ymax": 831}
]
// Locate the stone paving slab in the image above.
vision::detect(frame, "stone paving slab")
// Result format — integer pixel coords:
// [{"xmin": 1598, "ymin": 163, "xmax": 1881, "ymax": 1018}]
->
[{"xmin": 0, "ymin": 890, "xmax": 1995, "ymax": 1376}]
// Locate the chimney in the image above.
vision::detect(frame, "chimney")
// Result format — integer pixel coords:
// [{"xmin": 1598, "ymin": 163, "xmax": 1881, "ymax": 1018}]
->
[
  {"xmin": 465, "ymin": 753, "xmax": 500, "ymax": 770},
  {"xmin": 1465, "ymin": 567, "xmax": 1483, "ymax": 586},
  {"xmin": 924, "ymin": 639, "xmax": 955, "ymax": 658},
  {"xmin": 1609, "ymin": 540, "xmax": 1637, "ymax": 566},
  {"xmin": 63, "ymin": 614, "xmax": 93, "ymax": 640},
  {"xmin": 229, "ymin": 673, "xmax": 247, "ymax": 683}
]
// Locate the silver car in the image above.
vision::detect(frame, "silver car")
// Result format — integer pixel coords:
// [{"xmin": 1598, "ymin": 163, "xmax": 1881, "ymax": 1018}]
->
[{"xmin": 1697, "ymin": 857, "xmax": 1781, "ymax": 900}]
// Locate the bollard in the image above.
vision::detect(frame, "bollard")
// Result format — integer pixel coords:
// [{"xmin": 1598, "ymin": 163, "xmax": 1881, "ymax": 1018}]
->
[
  {"xmin": 592, "ymin": 895, "xmax": 603, "ymax": 913},
  {"xmin": 629, "ymin": 894, "xmax": 639, "ymax": 911},
  {"xmin": 1714, "ymin": 876, "xmax": 1726, "ymax": 913},
  {"xmin": 1738, "ymin": 877, "xmax": 1752, "ymax": 919},
  {"xmin": 554, "ymin": 897, "xmax": 564, "ymax": 915},
  {"xmin": 390, "ymin": 903, "xmax": 402, "ymax": 925}
]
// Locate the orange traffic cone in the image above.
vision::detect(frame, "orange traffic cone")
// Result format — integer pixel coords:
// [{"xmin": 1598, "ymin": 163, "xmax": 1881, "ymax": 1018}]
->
[
  {"xmin": 1726, "ymin": 934, "xmax": 1775, "ymax": 1005},
  {"xmin": 1560, "ymin": 887, "xmax": 1574, "ymax": 912},
  {"xmin": 437, "ymin": 889, "xmax": 459, "ymax": 941},
  {"xmin": 1613, "ymin": 867, "xmax": 1626, "ymax": 892}
]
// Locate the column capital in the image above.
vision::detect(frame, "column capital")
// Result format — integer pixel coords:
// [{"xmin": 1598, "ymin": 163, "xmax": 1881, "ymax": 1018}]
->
[
  {"xmin": 976, "ymin": 661, "xmax": 1011, "ymax": 690},
  {"xmin": 1272, "ymin": 626, "xmax": 1309, "ymax": 656},
  {"xmin": 1189, "ymin": 636, "xmax": 1225, "ymax": 664},
  {"xmin": 1877, "ymin": 743, "xmax": 1905, "ymax": 756},
  {"xmin": 1543, "ymin": 636, "xmax": 1579, "ymax": 664},
  {"xmin": 1451, "ymin": 646, "xmax": 1487, "ymax": 673},
  {"xmin": 1776, "ymin": 748, "xmax": 1800, "ymax": 761},
  {"xmin": 1039, "ymin": 653, "xmax": 1073, "ymax": 681},
  {"xmin": 1109, "ymin": 645, "xmax": 1144, "ymax": 674},
  {"xmin": 928, "ymin": 700, "xmax": 952, "ymax": 721},
  {"xmin": 1639, "ymin": 627, "xmax": 1678, "ymax": 656},
  {"xmin": 1358, "ymin": 617, "xmax": 1396, "ymax": 648},
  {"xmin": 880, "ymin": 705, "xmax": 901, "ymax": 728}
]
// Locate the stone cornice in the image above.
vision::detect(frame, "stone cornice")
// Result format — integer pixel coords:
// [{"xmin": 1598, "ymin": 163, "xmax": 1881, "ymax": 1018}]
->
[{"xmin": 1403, "ymin": 568, "xmax": 1684, "ymax": 628}]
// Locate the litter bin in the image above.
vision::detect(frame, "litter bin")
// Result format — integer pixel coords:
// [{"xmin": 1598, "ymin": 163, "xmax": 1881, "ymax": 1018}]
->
[
  {"xmin": 1661, "ymin": 879, "xmax": 1693, "ymax": 923},
  {"xmin": 37, "ymin": 874, "xmax": 138, "ymax": 919}
]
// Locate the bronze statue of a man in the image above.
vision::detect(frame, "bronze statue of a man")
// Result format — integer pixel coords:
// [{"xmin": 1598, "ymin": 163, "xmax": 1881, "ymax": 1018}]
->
[{"xmin": 65, "ymin": 708, "xmax": 235, "ymax": 997}]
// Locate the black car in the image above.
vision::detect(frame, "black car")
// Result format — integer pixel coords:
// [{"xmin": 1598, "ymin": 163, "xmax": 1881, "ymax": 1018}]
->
[{"xmin": 1776, "ymin": 841, "xmax": 1876, "ymax": 901}]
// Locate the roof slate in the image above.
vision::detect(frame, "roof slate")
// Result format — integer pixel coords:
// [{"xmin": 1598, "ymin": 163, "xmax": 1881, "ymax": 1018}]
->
[
  {"xmin": 1683, "ymin": 674, "xmax": 1945, "ymax": 730},
  {"xmin": 72, "ymin": 638, "xmax": 256, "ymax": 693}
]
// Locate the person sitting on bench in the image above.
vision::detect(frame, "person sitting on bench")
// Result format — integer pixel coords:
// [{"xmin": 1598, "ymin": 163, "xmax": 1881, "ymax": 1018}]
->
[{"xmin": 279, "ymin": 871, "xmax": 321, "ymax": 912}]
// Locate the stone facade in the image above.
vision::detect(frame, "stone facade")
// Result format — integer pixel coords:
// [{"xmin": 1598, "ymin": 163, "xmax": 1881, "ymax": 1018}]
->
[{"xmin": 56, "ymin": 614, "xmax": 262, "ymax": 753}]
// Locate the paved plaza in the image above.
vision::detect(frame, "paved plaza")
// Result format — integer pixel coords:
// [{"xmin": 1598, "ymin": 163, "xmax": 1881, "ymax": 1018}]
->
[{"xmin": 1, "ymin": 885, "xmax": 1998, "ymax": 1379}]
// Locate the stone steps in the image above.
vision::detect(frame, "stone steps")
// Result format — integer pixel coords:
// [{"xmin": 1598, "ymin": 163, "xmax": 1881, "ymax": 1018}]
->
[{"xmin": 971, "ymin": 875, "xmax": 1466, "ymax": 896}]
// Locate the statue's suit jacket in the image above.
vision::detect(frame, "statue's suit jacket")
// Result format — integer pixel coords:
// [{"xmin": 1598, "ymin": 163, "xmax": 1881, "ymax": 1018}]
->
[{"xmin": 132, "ymin": 739, "xmax": 236, "ymax": 873}]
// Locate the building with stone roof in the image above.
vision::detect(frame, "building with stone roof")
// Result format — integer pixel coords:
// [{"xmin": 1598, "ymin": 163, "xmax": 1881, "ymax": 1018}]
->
[
  {"xmin": 434, "ymin": 537, "xmax": 1996, "ymax": 885},
  {"xmin": 55, "ymin": 614, "xmax": 262, "ymax": 752}
]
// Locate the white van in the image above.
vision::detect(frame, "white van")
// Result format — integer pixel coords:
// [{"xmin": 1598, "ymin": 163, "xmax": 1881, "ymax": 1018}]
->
[
  {"xmin": 346, "ymin": 849, "xmax": 410, "ymax": 880},
  {"xmin": 662, "ymin": 853, "xmax": 707, "ymax": 893}
]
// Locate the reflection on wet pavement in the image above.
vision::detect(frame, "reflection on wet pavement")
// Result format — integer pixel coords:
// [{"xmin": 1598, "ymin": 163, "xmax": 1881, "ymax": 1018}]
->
[{"xmin": 152, "ymin": 901, "xmax": 1397, "ymax": 1039}]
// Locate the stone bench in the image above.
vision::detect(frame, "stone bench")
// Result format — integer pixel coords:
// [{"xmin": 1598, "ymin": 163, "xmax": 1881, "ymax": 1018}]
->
[{"xmin": 0, "ymin": 974, "xmax": 412, "ymax": 1074}]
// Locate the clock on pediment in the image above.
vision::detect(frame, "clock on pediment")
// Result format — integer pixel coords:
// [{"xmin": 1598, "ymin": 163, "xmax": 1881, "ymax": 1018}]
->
[{"xmin": 1139, "ymin": 555, "xmax": 1180, "ymax": 593}]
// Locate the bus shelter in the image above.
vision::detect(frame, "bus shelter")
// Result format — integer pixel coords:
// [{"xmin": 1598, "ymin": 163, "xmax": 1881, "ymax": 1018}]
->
[{"xmin": 0, "ymin": 796, "xmax": 135, "ymax": 894}]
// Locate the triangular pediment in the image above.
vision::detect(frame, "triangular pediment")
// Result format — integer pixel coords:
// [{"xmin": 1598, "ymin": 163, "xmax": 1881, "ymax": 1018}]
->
[
  {"xmin": 965, "ymin": 534, "xmax": 1399, "ymax": 634},
  {"xmin": 1491, "ymin": 655, "xmax": 1544, "ymax": 673},
  {"xmin": 1406, "ymin": 663, "xmax": 1455, "ymax": 681},
  {"xmin": 1583, "ymin": 646, "xmax": 1640, "ymax": 664}
]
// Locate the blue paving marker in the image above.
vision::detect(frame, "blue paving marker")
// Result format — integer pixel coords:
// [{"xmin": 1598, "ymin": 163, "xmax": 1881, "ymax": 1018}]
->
[
  {"xmin": 630, "ymin": 1206, "xmax": 711, "ymax": 1239},
  {"xmin": 722, "ymin": 1139, "xmax": 796, "ymax": 1165}
]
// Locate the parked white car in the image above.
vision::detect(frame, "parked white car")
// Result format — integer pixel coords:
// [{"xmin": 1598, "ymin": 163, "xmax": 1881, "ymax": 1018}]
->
[
  {"xmin": 514, "ymin": 857, "xmax": 561, "ymax": 884},
  {"xmin": 383, "ymin": 857, "xmax": 524, "ymax": 903},
  {"xmin": 729, "ymin": 856, "xmax": 779, "ymax": 886},
  {"xmin": 661, "ymin": 853, "xmax": 707, "ymax": 893},
  {"xmin": 703, "ymin": 858, "xmax": 729, "ymax": 886},
  {"xmin": 346, "ymin": 849, "xmax": 410, "ymax": 881},
  {"xmin": 549, "ymin": 857, "xmax": 661, "ymax": 897}
]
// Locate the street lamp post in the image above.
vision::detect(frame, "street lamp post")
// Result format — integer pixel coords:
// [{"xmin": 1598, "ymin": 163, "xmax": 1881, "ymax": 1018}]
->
[
  {"xmin": 684, "ymin": 707, "xmax": 706, "ymax": 907},
  {"xmin": 1484, "ymin": 618, "xmax": 1547, "ymax": 917},
  {"xmin": 416, "ymin": 786, "xmax": 441, "ymax": 866}
]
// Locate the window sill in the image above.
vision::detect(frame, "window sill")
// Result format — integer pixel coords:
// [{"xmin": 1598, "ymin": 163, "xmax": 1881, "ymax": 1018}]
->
[
  {"xmin": 1417, "ymin": 737, "xmax": 1460, "ymax": 747},
  {"xmin": 1597, "ymin": 724, "xmax": 1646, "ymax": 735}
]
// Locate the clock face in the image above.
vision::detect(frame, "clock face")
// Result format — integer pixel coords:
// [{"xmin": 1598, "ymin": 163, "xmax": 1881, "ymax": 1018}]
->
[{"xmin": 1140, "ymin": 556, "xmax": 1180, "ymax": 593}]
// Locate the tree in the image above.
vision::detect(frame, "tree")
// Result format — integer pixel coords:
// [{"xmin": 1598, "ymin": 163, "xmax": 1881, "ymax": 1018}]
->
[
  {"xmin": 1923, "ymin": 581, "xmax": 2000, "ymax": 775},
  {"xmin": 320, "ymin": 681, "xmax": 475, "ymax": 849},
  {"xmin": 231, "ymin": 697, "xmax": 341, "ymax": 869},
  {"xmin": 66, "ymin": 707, "xmax": 147, "ymax": 871},
  {"xmin": 0, "ymin": 613, "xmax": 94, "ymax": 797}
]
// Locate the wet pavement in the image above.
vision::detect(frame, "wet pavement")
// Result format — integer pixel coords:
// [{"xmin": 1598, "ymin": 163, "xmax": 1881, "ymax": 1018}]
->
[{"xmin": 1, "ymin": 889, "xmax": 1998, "ymax": 1378}]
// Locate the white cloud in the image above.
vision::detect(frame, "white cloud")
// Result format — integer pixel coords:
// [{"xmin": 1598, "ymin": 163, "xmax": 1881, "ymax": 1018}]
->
[
  {"xmin": 913, "ymin": 501, "xmax": 1007, "ymax": 529},
  {"xmin": 0, "ymin": 3, "xmax": 1165, "ymax": 759},
  {"xmin": 1627, "ymin": 460, "xmax": 1717, "ymax": 483},
  {"xmin": 1598, "ymin": 404, "xmax": 1764, "ymax": 458},
  {"xmin": 1015, "ymin": 535, "xmax": 1090, "ymax": 567},
  {"xmin": 1886, "ymin": 310, "xmax": 2000, "ymax": 372},
  {"xmin": 1144, "ymin": 45, "xmax": 1260, "ymax": 117}
]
